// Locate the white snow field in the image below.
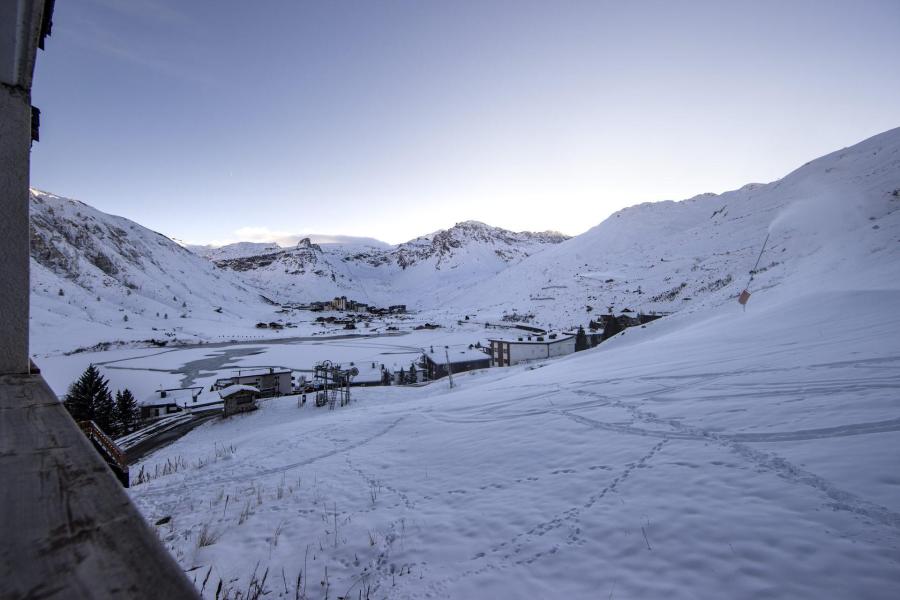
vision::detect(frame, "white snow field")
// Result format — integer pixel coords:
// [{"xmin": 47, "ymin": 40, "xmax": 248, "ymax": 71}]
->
[{"xmin": 127, "ymin": 189, "xmax": 900, "ymax": 598}]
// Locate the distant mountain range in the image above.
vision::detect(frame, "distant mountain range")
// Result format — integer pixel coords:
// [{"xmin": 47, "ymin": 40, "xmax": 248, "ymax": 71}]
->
[
  {"xmin": 197, "ymin": 220, "xmax": 569, "ymax": 308},
  {"xmin": 182, "ymin": 233, "xmax": 393, "ymax": 258},
  {"xmin": 29, "ymin": 127, "xmax": 900, "ymax": 353}
]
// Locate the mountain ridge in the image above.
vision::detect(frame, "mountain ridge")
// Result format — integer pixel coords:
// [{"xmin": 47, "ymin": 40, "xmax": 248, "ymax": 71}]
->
[{"xmin": 28, "ymin": 126, "xmax": 900, "ymax": 352}]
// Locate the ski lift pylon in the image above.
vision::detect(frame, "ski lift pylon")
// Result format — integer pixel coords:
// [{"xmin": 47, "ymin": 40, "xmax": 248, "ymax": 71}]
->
[{"xmin": 739, "ymin": 233, "xmax": 770, "ymax": 307}]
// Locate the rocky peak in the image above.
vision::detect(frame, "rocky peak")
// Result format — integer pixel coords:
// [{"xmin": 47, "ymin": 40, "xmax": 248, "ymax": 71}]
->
[{"xmin": 296, "ymin": 237, "xmax": 322, "ymax": 252}]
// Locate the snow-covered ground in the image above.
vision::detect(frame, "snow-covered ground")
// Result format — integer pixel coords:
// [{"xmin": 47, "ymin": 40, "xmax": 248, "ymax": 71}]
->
[{"xmin": 125, "ymin": 279, "xmax": 900, "ymax": 599}]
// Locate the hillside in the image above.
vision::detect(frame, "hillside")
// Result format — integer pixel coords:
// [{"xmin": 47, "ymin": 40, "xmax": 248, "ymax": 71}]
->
[
  {"xmin": 29, "ymin": 190, "xmax": 279, "ymax": 354},
  {"xmin": 445, "ymin": 127, "xmax": 900, "ymax": 329}
]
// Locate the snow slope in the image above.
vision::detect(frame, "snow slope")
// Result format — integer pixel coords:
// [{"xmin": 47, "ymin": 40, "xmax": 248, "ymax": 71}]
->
[
  {"xmin": 29, "ymin": 190, "xmax": 283, "ymax": 354},
  {"xmin": 447, "ymin": 127, "xmax": 900, "ymax": 328},
  {"xmin": 125, "ymin": 130, "xmax": 900, "ymax": 598}
]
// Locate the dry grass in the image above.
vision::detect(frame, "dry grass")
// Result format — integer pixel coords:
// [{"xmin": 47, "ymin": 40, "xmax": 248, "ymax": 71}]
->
[{"xmin": 197, "ymin": 522, "xmax": 221, "ymax": 548}]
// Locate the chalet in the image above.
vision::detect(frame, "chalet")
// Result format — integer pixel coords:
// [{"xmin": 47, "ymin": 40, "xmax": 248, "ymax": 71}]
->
[
  {"xmin": 350, "ymin": 363, "xmax": 386, "ymax": 387},
  {"xmin": 212, "ymin": 367, "xmax": 292, "ymax": 397},
  {"xmin": 488, "ymin": 333, "xmax": 576, "ymax": 367},
  {"xmin": 138, "ymin": 387, "xmax": 202, "ymax": 420},
  {"xmin": 389, "ymin": 304, "xmax": 407, "ymax": 314},
  {"xmin": 219, "ymin": 384, "xmax": 260, "ymax": 417},
  {"xmin": 422, "ymin": 346, "xmax": 491, "ymax": 380}
]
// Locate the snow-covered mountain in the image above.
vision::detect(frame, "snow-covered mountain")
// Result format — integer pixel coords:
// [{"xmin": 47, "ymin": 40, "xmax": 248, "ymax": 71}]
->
[
  {"xmin": 184, "ymin": 234, "xmax": 391, "ymax": 260},
  {"xmin": 182, "ymin": 128, "xmax": 900, "ymax": 330},
  {"xmin": 189, "ymin": 241, "xmax": 283, "ymax": 261},
  {"xmin": 29, "ymin": 190, "xmax": 277, "ymax": 354},
  {"xmin": 205, "ymin": 220, "xmax": 569, "ymax": 307},
  {"xmin": 443, "ymin": 127, "xmax": 900, "ymax": 329},
  {"xmin": 28, "ymin": 127, "xmax": 900, "ymax": 352}
]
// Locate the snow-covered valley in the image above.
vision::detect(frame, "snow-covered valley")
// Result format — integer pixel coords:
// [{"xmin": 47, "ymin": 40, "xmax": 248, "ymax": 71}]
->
[{"xmin": 29, "ymin": 127, "xmax": 900, "ymax": 598}]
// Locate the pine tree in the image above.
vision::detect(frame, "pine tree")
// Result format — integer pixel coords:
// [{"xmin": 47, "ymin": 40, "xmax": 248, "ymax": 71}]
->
[
  {"xmin": 398, "ymin": 367, "xmax": 406, "ymax": 385},
  {"xmin": 93, "ymin": 385, "xmax": 116, "ymax": 435},
  {"xmin": 408, "ymin": 361, "xmax": 418, "ymax": 384},
  {"xmin": 114, "ymin": 389, "xmax": 139, "ymax": 435},
  {"xmin": 575, "ymin": 326, "xmax": 588, "ymax": 351},
  {"xmin": 64, "ymin": 365, "xmax": 115, "ymax": 433}
]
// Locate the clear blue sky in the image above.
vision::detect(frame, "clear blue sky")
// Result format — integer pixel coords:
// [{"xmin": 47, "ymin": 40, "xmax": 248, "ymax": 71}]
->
[{"xmin": 31, "ymin": 0, "xmax": 900, "ymax": 245}]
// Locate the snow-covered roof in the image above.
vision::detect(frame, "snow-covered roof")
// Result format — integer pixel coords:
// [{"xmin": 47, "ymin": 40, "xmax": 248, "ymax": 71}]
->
[
  {"xmin": 350, "ymin": 364, "xmax": 384, "ymax": 382},
  {"xmin": 139, "ymin": 387, "xmax": 202, "ymax": 407},
  {"xmin": 487, "ymin": 334, "xmax": 574, "ymax": 345},
  {"xmin": 215, "ymin": 368, "xmax": 291, "ymax": 382},
  {"xmin": 423, "ymin": 347, "xmax": 491, "ymax": 364},
  {"xmin": 218, "ymin": 384, "xmax": 261, "ymax": 399}
]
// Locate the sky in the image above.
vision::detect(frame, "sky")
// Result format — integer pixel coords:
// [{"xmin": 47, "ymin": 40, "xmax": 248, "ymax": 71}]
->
[{"xmin": 30, "ymin": 0, "xmax": 900, "ymax": 246}]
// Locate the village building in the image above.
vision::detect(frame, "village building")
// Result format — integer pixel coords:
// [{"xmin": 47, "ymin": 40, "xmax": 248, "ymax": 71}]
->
[
  {"xmin": 212, "ymin": 367, "xmax": 292, "ymax": 397},
  {"xmin": 138, "ymin": 387, "xmax": 203, "ymax": 420},
  {"xmin": 421, "ymin": 346, "xmax": 491, "ymax": 380},
  {"xmin": 488, "ymin": 333, "xmax": 576, "ymax": 367},
  {"xmin": 330, "ymin": 295, "xmax": 348, "ymax": 311},
  {"xmin": 219, "ymin": 384, "xmax": 260, "ymax": 417},
  {"xmin": 351, "ymin": 362, "xmax": 386, "ymax": 387}
]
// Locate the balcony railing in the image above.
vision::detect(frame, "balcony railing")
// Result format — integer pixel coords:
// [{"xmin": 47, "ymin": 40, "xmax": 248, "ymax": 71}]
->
[{"xmin": 0, "ymin": 371, "xmax": 198, "ymax": 599}]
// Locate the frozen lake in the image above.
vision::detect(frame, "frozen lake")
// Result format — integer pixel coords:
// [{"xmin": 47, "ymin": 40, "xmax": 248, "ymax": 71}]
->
[{"xmin": 38, "ymin": 325, "xmax": 493, "ymax": 403}]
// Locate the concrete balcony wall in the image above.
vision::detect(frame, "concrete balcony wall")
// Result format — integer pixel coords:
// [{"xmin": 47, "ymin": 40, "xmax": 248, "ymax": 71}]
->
[{"xmin": 0, "ymin": 371, "xmax": 198, "ymax": 599}]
